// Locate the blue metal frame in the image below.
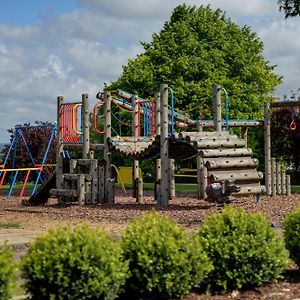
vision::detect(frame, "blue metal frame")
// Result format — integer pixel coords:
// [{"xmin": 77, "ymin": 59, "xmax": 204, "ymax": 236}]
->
[{"xmin": 1, "ymin": 124, "xmax": 56, "ymax": 198}]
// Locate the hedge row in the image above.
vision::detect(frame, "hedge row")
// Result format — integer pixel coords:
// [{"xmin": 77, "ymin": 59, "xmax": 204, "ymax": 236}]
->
[{"xmin": 1, "ymin": 207, "xmax": 300, "ymax": 299}]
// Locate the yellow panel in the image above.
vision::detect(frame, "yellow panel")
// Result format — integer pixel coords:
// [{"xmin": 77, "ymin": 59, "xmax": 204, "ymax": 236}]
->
[{"xmin": 117, "ymin": 167, "xmax": 142, "ymax": 184}]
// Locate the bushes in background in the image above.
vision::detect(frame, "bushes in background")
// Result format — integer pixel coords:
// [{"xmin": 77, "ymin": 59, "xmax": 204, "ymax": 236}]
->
[
  {"xmin": 283, "ymin": 207, "xmax": 300, "ymax": 266},
  {"xmin": 21, "ymin": 225, "xmax": 128, "ymax": 300},
  {"xmin": 121, "ymin": 210, "xmax": 212, "ymax": 299},
  {"xmin": 197, "ymin": 206, "xmax": 289, "ymax": 291},
  {"xmin": 0, "ymin": 245, "xmax": 16, "ymax": 300}
]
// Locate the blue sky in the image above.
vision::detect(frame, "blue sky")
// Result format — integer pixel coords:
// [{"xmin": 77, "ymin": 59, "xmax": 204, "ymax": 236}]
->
[
  {"xmin": 0, "ymin": 0, "xmax": 299, "ymax": 143},
  {"xmin": 0, "ymin": 0, "xmax": 78, "ymax": 25}
]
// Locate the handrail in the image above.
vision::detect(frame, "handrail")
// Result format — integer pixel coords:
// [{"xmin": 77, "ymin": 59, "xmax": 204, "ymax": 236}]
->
[
  {"xmin": 0, "ymin": 167, "xmax": 43, "ymax": 172},
  {"xmin": 72, "ymin": 104, "xmax": 83, "ymax": 135},
  {"xmin": 93, "ymin": 101, "xmax": 105, "ymax": 135}
]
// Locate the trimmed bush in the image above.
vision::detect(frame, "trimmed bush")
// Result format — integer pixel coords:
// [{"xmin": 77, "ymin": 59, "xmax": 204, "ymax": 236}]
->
[
  {"xmin": 197, "ymin": 206, "xmax": 289, "ymax": 291},
  {"xmin": 0, "ymin": 245, "xmax": 16, "ymax": 300},
  {"xmin": 22, "ymin": 224, "xmax": 128, "ymax": 300},
  {"xmin": 121, "ymin": 210, "xmax": 212, "ymax": 299},
  {"xmin": 283, "ymin": 207, "xmax": 300, "ymax": 266}
]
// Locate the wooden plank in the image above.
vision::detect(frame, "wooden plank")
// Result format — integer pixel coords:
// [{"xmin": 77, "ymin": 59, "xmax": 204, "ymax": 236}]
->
[
  {"xmin": 77, "ymin": 174, "xmax": 85, "ymax": 206},
  {"xmin": 50, "ymin": 189, "xmax": 78, "ymax": 197},
  {"xmin": 199, "ymin": 148, "xmax": 252, "ymax": 158},
  {"xmin": 205, "ymin": 157, "xmax": 258, "ymax": 169},
  {"xmin": 235, "ymin": 185, "xmax": 266, "ymax": 195},
  {"xmin": 209, "ymin": 170, "xmax": 263, "ymax": 182},
  {"xmin": 193, "ymin": 139, "xmax": 246, "ymax": 149}
]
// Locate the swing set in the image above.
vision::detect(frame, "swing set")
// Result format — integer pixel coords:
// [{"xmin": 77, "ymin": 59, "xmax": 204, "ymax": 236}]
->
[{"xmin": 0, "ymin": 124, "xmax": 56, "ymax": 197}]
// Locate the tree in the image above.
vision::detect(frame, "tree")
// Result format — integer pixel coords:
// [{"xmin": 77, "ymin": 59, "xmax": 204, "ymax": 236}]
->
[
  {"xmin": 108, "ymin": 4, "xmax": 282, "ymax": 121},
  {"xmin": 279, "ymin": 0, "xmax": 300, "ymax": 18},
  {"xmin": 271, "ymin": 90, "xmax": 300, "ymax": 181}
]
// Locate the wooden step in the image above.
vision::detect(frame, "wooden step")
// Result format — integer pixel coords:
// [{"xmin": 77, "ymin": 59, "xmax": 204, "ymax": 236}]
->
[
  {"xmin": 205, "ymin": 157, "xmax": 258, "ymax": 169},
  {"xmin": 50, "ymin": 189, "xmax": 78, "ymax": 197},
  {"xmin": 209, "ymin": 170, "xmax": 263, "ymax": 182},
  {"xmin": 193, "ymin": 139, "xmax": 246, "ymax": 149},
  {"xmin": 200, "ymin": 148, "xmax": 252, "ymax": 158},
  {"xmin": 234, "ymin": 185, "xmax": 266, "ymax": 195},
  {"xmin": 63, "ymin": 174, "xmax": 92, "ymax": 181}
]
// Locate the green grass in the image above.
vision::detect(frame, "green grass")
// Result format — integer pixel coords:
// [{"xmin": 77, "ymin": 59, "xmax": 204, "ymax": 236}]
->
[
  {"xmin": 0, "ymin": 221, "xmax": 21, "ymax": 229},
  {"xmin": 116, "ymin": 182, "xmax": 198, "ymax": 193},
  {"xmin": 291, "ymin": 186, "xmax": 300, "ymax": 193}
]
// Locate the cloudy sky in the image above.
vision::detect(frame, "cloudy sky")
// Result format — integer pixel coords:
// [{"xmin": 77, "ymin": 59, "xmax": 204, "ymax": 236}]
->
[{"xmin": 0, "ymin": 0, "xmax": 299, "ymax": 143}]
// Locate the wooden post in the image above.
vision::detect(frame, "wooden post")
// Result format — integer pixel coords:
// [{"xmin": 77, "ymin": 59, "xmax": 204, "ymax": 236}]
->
[
  {"xmin": 169, "ymin": 159, "xmax": 175, "ymax": 199},
  {"xmin": 137, "ymin": 177, "xmax": 143, "ymax": 203},
  {"xmin": 212, "ymin": 84, "xmax": 222, "ymax": 133},
  {"xmin": 132, "ymin": 95, "xmax": 140, "ymax": 200},
  {"xmin": 276, "ymin": 162, "xmax": 282, "ymax": 195},
  {"xmin": 85, "ymin": 181, "xmax": 91, "ymax": 204},
  {"xmin": 159, "ymin": 84, "xmax": 169, "ymax": 207},
  {"xmin": 91, "ymin": 160, "xmax": 98, "ymax": 205},
  {"xmin": 286, "ymin": 175, "xmax": 291, "ymax": 196},
  {"xmin": 82, "ymin": 94, "xmax": 90, "ymax": 159},
  {"xmin": 77, "ymin": 174, "xmax": 85, "ymax": 206},
  {"xmin": 281, "ymin": 168, "xmax": 286, "ymax": 195},
  {"xmin": 98, "ymin": 162, "xmax": 105, "ymax": 203},
  {"xmin": 241, "ymin": 127, "xmax": 248, "ymax": 146},
  {"xmin": 264, "ymin": 102, "xmax": 272, "ymax": 195},
  {"xmin": 103, "ymin": 92, "xmax": 113, "ymax": 204},
  {"xmin": 196, "ymin": 154, "xmax": 202, "ymax": 199},
  {"xmin": 271, "ymin": 157, "xmax": 277, "ymax": 197},
  {"xmin": 56, "ymin": 96, "xmax": 64, "ymax": 203},
  {"xmin": 107, "ymin": 178, "xmax": 115, "ymax": 204},
  {"xmin": 154, "ymin": 92, "xmax": 161, "ymax": 202},
  {"xmin": 201, "ymin": 164, "xmax": 208, "ymax": 199}
]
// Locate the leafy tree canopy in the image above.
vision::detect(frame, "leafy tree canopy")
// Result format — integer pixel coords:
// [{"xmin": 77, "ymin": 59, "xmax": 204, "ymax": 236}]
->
[
  {"xmin": 279, "ymin": 0, "xmax": 300, "ymax": 18},
  {"xmin": 108, "ymin": 4, "xmax": 282, "ymax": 120}
]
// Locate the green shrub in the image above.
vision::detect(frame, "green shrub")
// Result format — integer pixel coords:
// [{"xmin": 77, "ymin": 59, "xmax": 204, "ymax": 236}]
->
[
  {"xmin": 22, "ymin": 224, "xmax": 128, "ymax": 300},
  {"xmin": 197, "ymin": 206, "xmax": 289, "ymax": 291},
  {"xmin": 121, "ymin": 210, "xmax": 212, "ymax": 299},
  {"xmin": 283, "ymin": 207, "xmax": 300, "ymax": 266},
  {"xmin": 0, "ymin": 245, "xmax": 16, "ymax": 300}
]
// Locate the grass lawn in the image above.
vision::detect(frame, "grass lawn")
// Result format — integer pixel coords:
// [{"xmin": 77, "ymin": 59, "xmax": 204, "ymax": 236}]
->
[{"xmin": 0, "ymin": 182, "xmax": 298, "ymax": 195}]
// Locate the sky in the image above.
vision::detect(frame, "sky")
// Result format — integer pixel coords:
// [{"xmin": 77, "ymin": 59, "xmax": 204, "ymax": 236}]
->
[{"xmin": 0, "ymin": 0, "xmax": 299, "ymax": 143}]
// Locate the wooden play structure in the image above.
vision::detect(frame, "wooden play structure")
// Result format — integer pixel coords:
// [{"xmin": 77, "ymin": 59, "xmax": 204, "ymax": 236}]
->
[{"xmin": 47, "ymin": 83, "xmax": 280, "ymax": 207}]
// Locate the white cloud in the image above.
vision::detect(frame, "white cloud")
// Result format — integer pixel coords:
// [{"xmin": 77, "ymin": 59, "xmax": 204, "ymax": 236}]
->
[{"xmin": 0, "ymin": 0, "xmax": 299, "ymax": 142}]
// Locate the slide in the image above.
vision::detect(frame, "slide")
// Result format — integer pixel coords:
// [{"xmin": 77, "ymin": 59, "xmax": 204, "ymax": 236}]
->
[{"xmin": 27, "ymin": 171, "xmax": 56, "ymax": 205}]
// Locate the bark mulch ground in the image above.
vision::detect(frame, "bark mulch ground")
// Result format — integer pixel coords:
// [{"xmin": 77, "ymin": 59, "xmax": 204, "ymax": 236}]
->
[{"xmin": 0, "ymin": 190, "xmax": 300, "ymax": 299}]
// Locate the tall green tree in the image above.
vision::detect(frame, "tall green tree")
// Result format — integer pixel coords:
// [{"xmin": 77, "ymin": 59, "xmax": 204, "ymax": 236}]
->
[
  {"xmin": 108, "ymin": 5, "xmax": 282, "ymax": 121},
  {"xmin": 279, "ymin": 0, "xmax": 300, "ymax": 17}
]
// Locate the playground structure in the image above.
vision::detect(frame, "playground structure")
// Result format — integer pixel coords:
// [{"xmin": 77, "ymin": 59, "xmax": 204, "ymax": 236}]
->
[
  {"xmin": 0, "ymin": 124, "xmax": 56, "ymax": 197},
  {"xmin": 46, "ymin": 83, "xmax": 275, "ymax": 207}
]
